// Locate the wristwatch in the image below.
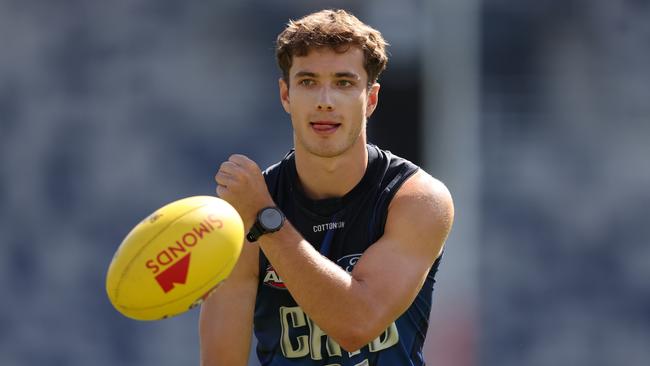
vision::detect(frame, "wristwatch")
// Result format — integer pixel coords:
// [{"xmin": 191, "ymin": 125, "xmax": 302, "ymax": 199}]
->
[{"xmin": 246, "ymin": 206, "xmax": 285, "ymax": 242}]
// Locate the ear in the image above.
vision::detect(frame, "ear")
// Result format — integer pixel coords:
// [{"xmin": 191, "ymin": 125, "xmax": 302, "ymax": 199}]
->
[
  {"xmin": 279, "ymin": 78, "xmax": 291, "ymax": 114},
  {"xmin": 365, "ymin": 83, "xmax": 380, "ymax": 118}
]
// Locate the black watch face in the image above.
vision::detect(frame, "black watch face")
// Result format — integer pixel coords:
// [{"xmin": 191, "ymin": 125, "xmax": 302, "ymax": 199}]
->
[{"xmin": 260, "ymin": 208, "xmax": 283, "ymax": 230}]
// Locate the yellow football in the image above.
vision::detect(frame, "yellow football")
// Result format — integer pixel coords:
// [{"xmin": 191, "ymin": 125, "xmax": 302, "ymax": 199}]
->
[{"xmin": 106, "ymin": 196, "xmax": 244, "ymax": 321}]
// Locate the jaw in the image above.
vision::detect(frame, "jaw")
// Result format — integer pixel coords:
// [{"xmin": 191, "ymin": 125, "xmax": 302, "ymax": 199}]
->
[
  {"xmin": 292, "ymin": 130, "xmax": 369, "ymax": 199},
  {"xmin": 293, "ymin": 125, "xmax": 367, "ymax": 164}
]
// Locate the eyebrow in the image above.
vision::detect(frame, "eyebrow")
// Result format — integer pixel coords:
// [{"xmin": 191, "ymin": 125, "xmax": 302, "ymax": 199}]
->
[
  {"xmin": 334, "ymin": 72, "xmax": 361, "ymax": 80},
  {"xmin": 294, "ymin": 71, "xmax": 317, "ymax": 79},
  {"xmin": 293, "ymin": 71, "xmax": 361, "ymax": 80}
]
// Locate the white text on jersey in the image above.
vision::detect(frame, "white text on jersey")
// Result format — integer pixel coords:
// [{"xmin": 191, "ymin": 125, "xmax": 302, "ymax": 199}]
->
[
  {"xmin": 313, "ymin": 221, "xmax": 346, "ymax": 232},
  {"xmin": 279, "ymin": 306, "xmax": 399, "ymax": 361}
]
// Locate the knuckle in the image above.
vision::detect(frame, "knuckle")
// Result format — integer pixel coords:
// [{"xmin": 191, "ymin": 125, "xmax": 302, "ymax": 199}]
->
[
  {"xmin": 216, "ymin": 186, "xmax": 230, "ymax": 199},
  {"xmin": 231, "ymin": 154, "xmax": 253, "ymax": 167},
  {"xmin": 220, "ymin": 161, "xmax": 234, "ymax": 172}
]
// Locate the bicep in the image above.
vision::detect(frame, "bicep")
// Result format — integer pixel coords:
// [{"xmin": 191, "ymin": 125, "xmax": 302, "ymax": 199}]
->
[
  {"xmin": 199, "ymin": 242, "xmax": 259, "ymax": 366},
  {"xmin": 351, "ymin": 172, "xmax": 454, "ymax": 325}
]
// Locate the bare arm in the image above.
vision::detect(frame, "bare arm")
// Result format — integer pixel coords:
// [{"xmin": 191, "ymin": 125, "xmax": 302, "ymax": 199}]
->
[
  {"xmin": 215, "ymin": 155, "xmax": 454, "ymax": 352},
  {"xmin": 256, "ymin": 171, "xmax": 453, "ymax": 350},
  {"xmin": 199, "ymin": 240, "xmax": 259, "ymax": 366}
]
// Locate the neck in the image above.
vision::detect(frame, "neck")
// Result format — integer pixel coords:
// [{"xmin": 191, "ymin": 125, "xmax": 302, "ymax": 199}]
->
[{"xmin": 294, "ymin": 140, "xmax": 368, "ymax": 200}]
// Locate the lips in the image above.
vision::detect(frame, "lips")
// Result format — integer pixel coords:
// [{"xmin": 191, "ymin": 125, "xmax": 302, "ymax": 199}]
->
[{"xmin": 310, "ymin": 121, "xmax": 341, "ymax": 134}]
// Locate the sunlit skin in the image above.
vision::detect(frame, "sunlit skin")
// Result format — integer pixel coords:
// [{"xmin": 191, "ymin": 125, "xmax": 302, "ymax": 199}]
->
[
  {"xmin": 279, "ymin": 46, "xmax": 380, "ymax": 199},
  {"xmin": 204, "ymin": 43, "xmax": 454, "ymax": 363}
]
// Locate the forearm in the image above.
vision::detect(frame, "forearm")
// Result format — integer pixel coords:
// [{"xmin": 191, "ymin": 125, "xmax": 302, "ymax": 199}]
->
[
  {"xmin": 199, "ymin": 243, "xmax": 259, "ymax": 366},
  {"xmin": 199, "ymin": 285, "xmax": 255, "ymax": 366},
  {"xmin": 257, "ymin": 222, "xmax": 388, "ymax": 350}
]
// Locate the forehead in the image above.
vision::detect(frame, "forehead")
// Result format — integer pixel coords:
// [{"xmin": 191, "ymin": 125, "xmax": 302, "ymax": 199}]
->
[{"xmin": 290, "ymin": 46, "xmax": 366, "ymax": 79}]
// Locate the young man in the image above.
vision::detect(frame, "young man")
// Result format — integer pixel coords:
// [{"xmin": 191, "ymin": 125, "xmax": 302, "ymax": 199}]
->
[{"xmin": 200, "ymin": 9, "xmax": 454, "ymax": 366}]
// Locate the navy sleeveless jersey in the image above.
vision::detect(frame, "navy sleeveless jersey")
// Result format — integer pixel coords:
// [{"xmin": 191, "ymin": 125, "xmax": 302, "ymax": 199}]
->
[{"xmin": 254, "ymin": 144, "xmax": 442, "ymax": 366}]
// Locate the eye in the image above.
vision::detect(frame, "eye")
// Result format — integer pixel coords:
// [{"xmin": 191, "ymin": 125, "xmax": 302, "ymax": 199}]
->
[
  {"xmin": 298, "ymin": 79, "xmax": 315, "ymax": 87},
  {"xmin": 336, "ymin": 80, "xmax": 353, "ymax": 87}
]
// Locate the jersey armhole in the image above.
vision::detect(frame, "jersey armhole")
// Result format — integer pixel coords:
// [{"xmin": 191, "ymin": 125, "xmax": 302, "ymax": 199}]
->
[{"xmin": 368, "ymin": 165, "xmax": 420, "ymax": 243}]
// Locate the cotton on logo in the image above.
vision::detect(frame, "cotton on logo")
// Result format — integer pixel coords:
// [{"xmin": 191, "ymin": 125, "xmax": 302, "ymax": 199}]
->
[{"xmin": 263, "ymin": 265, "xmax": 286, "ymax": 289}]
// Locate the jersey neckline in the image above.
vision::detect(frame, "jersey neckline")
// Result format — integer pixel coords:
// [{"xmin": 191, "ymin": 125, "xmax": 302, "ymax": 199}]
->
[{"xmin": 286, "ymin": 144, "xmax": 384, "ymax": 217}]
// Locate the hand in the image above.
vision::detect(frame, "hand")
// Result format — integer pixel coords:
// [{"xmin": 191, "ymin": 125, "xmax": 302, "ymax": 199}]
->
[{"xmin": 215, "ymin": 154, "xmax": 275, "ymax": 230}]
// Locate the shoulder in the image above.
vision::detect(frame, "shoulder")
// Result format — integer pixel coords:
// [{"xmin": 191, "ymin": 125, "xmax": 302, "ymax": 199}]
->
[
  {"xmin": 261, "ymin": 151, "xmax": 293, "ymax": 178},
  {"xmin": 395, "ymin": 170, "xmax": 453, "ymax": 207},
  {"xmin": 386, "ymin": 170, "xmax": 454, "ymax": 253},
  {"xmin": 262, "ymin": 150, "xmax": 295, "ymax": 189}
]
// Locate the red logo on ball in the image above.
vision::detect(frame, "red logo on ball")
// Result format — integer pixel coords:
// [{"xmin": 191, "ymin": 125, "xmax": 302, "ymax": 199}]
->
[
  {"xmin": 155, "ymin": 254, "xmax": 191, "ymax": 293},
  {"xmin": 144, "ymin": 214, "xmax": 223, "ymax": 293}
]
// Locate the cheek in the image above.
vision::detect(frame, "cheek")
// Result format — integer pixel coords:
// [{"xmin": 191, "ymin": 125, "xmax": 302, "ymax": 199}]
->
[
  {"xmin": 355, "ymin": 95, "xmax": 369, "ymax": 115},
  {"xmin": 287, "ymin": 90, "xmax": 312, "ymax": 112}
]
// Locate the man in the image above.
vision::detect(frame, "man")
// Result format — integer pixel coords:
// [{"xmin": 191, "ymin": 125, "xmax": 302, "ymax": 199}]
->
[{"xmin": 200, "ymin": 9, "xmax": 454, "ymax": 366}]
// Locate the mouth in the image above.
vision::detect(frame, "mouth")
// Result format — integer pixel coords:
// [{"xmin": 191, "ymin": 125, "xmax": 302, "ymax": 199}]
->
[{"xmin": 310, "ymin": 121, "xmax": 341, "ymax": 134}]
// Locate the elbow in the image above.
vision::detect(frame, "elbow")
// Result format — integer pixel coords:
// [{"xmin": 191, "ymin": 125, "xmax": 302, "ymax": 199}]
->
[
  {"xmin": 334, "ymin": 307, "xmax": 403, "ymax": 352},
  {"xmin": 337, "ymin": 333, "xmax": 372, "ymax": 354},
  {"xmin": 324, "ymin": 291, "xmax": 401, "ymax": 352},
  {"xmin": 330, "ymin": 315, "xmax": 390, "ymax": 353}
]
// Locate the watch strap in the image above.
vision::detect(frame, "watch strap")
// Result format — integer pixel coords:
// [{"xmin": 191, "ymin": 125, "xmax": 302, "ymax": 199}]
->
[
  {"xmin": 246, "ymin": 222, "xmax": 264, "ymax": 242},
  {"xmin": 246, "ymin": 206, "xmax": 285, "ymax": 243}
]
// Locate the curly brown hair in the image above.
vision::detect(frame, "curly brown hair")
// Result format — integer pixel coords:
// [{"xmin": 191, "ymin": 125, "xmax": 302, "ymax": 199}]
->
[{"xmin": 275, "ymin": 9, "xmax": 389, "ymax": 87}]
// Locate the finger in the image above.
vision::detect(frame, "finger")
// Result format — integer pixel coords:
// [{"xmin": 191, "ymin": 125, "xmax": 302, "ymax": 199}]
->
[
  {"xmin": 229, "ymin": 154, "xmax": 258, "ymax": 170},
  {"xmin": 218, "ymin": 161, "xmax": 241, "ymax": 176},
  {"xmin": 214, "ymin": 168, "xmax": 228, "ymax": 184},
  {"xmin": 215, "ymin": 170, "xmax": 236, "ymax": 186},
  {"xmin": 216, "ymin": 184, "xmax": 228, "ymax": 199}
]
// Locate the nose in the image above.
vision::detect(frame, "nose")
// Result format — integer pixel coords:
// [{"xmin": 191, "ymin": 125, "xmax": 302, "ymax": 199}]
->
[{"xmin": 317, "ymin": 87, "xmax": 334, "ymax": 111}]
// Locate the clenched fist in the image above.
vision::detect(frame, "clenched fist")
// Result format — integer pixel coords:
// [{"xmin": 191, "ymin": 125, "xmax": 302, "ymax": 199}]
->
[{"xmin": 214, "ymin": 154, "xmax": 275, "ymax": 231}]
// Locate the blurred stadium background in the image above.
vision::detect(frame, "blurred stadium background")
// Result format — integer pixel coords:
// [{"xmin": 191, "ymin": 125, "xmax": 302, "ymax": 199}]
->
[{"xmin": 1, "ymin": 0, "xmax": 649, "ymax": 365}]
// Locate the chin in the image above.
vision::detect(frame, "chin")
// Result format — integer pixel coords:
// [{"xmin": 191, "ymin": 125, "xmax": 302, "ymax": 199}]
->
[
  {"xmin": 308, "ymin": 147, "xmax": 343, "ymax": 158},
  {"xmin": 296, "ymin": 132, "xmax": 362, "ymax": 159},
  {"xmin": 304, "ymin": 142, "xmax": 349, "ymax": 158}
]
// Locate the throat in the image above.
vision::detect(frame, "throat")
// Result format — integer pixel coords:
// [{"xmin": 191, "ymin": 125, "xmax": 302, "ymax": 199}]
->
[
  {"xmin": 294, "ymin": 149, "xmax": 368, "ymax": 200},
  {"xmin": 299, "ymin": 171, "xmax": 352, "ymax": 200}
]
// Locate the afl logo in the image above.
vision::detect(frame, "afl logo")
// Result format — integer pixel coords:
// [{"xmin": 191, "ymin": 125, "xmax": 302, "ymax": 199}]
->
[
  {"xmin": 263, "ymin": 265, "xmax": 286, "ymax": 289},
  {"xmin": 336, "ymin": 254, "xmax": 362, "ymax": 273}
]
